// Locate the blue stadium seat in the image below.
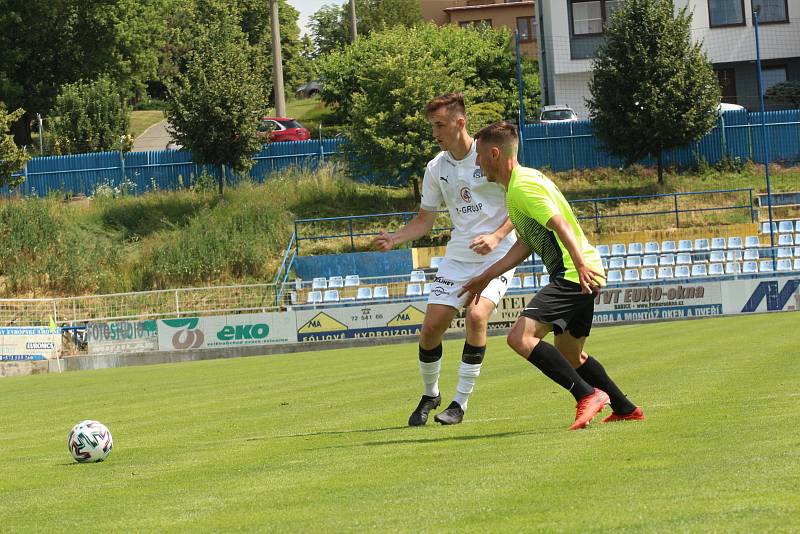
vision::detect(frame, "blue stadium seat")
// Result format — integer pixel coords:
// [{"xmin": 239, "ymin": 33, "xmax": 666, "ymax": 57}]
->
[
  {"xmin": 745, "ymin": 235, "xmax": 760, "ymax": 248},
  {"xmin": 539, "ymin": 274, "xmax": 550, "ymax": 286},
  {"xmin": 709, "ymin": 251, "xmax": 726, "ymax": 263},
  {"xmin": 744, "ymin": 249, "xmax": 759, "ymax": 261},
  {"xmin": 405, "ymin": 283, "xmax": 422, "ymax": 297},
  {"xmin": 625, "ymin": 256, "xmax": 642, "ymax": 268},
  {"xmin": 328, "ymin": 276, "xmax": 344, "ymax": 288},
  {"xmin": 607, "ymin": 270, "xmax": 622, "ymax": 283},
  {"xmin": 345, "ymin": 274, "xmax": 360, "ymax": 287},
  {"xmin": 356, "ymin": 287, "xmax": 373, "ymax": 300},
  {"xmin": 642, "ymin": 255, "xmax": 659, "ymax": 267},
  {"xmin": 676, "ymin": 253, "xmax": 693, "ymax": 265},
  {"xmin": 726, "ymin": 250, "xmax": 743, "ymax": 262},
  {"xmin": 724, "ymin": 262, "xmax": 740, "ymax": 274},
  {"xmin": 611, "ymin": 243, "xmax": 626, "ymax": 256},
  {"xmin": 711, "ymin": 237, "xmax": 726, "ymax": 250},
  {"xmin": 609, "ymin": 257, "xmax": 625, "ymax": 269},
  {"xmin": 675, "ymin": 265, "xmax": 690, "ymax": 278},
  {"xmin": 641, "ymin": 267, "xmax": 657, "ymax": 280},
  {"xmin": 659, "ymin": 254, "xmax": 675, "ymax": 266},
  {"xmin": 691, "ymin": 264, "xmax": 708, "ymax": 277},
  {"xmin": 657, "ymin": 267, "xmax": 674, "ymax": 279},
  {"xmin": 644, "ymin": 241, "xmax": 660, "ymax": 254},
  {"xmin": 742, "ymin": 261, "xmax": 758, "ymax": 273},
  {"xmin": 694, "ymin": 238, "xmax": 710, "ymax": 252},
  {"xmin": 628, "ymin": 242, "xmax": 643, "ymax": 255},
  {"xmin": 422, "ymin": 282, "xmax": 432, "ymax": 295},
  {"xmin": 374, "ymin": 286, "xmax": 390, "ymax": 299},
  {"xmin": 522, "ymin": 275, "xmax": 536, "ymax": 288},
  {"xmin": 778, "ymin": 221, "xmax": 794, "ymax": 233},
  {"xmin": 323, "ymin": 289, "xmax": 340, "ymax": 302},
  {"xmin": 662, "ymin": 240, "xmax": 676, "ymax": 253},
  {"xmin": 727, "ymin": 236, "xmax": 743, "ymax": 249},
  {"xmin": 778, "ymin": 234, "xmax": 793, "ymax": 246},
  {"xmin": 307, "ymin": 290, "xmax": 323, "ymax": 304},
  {"xmin": 623, "ymin": 269, "xmax": 640, "ymax": 281},
  {"xmin": 312, "ymin": 277, "xmax": 327, "ymax": 289},
  {"xmin": 678, "ymin": 240, "xmax": 693, "ymax": 253},
  {"xmin": 597, "ymin": 244, "xmax": 610, "ymax": 257},
  {"xmin": 776, "ymin": 259, "xmax": 792, "ymax": 271},
  {"xmin": 409, "ymin": 270, "xmax": 426, "ymax": 283},
  {"xmin": 758, "ymin": 260, "xmax": 773, "ymax": 272}
]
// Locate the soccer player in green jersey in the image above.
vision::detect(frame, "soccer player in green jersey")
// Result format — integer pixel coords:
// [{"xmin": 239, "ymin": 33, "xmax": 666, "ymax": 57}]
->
[{"xmin": 460, "ymin": 121, "xmax": 644, "ymax": 430}]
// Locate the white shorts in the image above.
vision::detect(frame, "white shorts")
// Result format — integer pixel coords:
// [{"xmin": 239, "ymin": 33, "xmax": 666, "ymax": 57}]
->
[{"xmin": 427, "ymin": 257, "xmax": 516, "ymax": 309}]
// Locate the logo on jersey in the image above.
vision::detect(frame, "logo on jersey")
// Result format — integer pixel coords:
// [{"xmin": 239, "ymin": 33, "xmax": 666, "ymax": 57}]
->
[
  {"xmin": 473, "ymin": 169, "xmax": 483, "ymax": 180},
  {"xmin": 460, "ymin": 187, "xmax": 472, "ymax": 203},
  {"xmin": 433, "ymin": 276, "xmax": 455, "ymax": 287},
  {"xmin": 439, "ymin": 176, "xmax": 449, "ymax": 183}
]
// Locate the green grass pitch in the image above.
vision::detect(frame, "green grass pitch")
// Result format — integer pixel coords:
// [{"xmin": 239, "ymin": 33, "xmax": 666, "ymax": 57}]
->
[{"xmin": 1, "ymin": 313, "xmax": 798, "ymax": 532}]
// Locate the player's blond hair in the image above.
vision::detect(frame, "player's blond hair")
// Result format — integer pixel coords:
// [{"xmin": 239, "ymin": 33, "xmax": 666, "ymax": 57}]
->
[{"xmin": 425, "ymin": 93, "xmax": 467, "ymax": 119}]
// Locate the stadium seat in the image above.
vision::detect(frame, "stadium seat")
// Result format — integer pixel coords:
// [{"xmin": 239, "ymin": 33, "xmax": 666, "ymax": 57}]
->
[
  {"xmin": 657, "ymin": 267, "xmax": 674, "ymax": 279},
  {"xmin": 307, "ymin": 291, "xmax": 322, "ymax": 304},
  {"xmin": 662, "ymin": 240, "xmax": 676, "ymax": 253},
  {"xmin": 356, "ymin": 287, "xmax": 373, "ymax": 300},
  {"xmin": 676, "ymin": 253, "xmax": 693, "ymax": 265},
  {"xmin": 761, "ymin": 222, "xmax": 777, "ymax": 234},
  {"xmin": 405, "ymin": 283, "xmax": 422, "ymax": 297},
  {"xmin": 422, "ymin": 282, "xmax": 432, "ymax": 295},
  {"xmin": 641, "ymin": 267, "xmax": 657, "ymax": 280},
  {"xmin": 709, "ymin": 251, "xmax": 725, "ymax": 263},
  {"xmin": 597, "ymin": 244, "xmax": 610, "ymax": 257},
  {"xmin": 409, "ymin": 270, "xmax": 426, "ymax": 283},
  {"xmin": 345, "ymin": 274, "xmax": 360, "ymax": 287},
  {"xmin": 294, "ymin": 278, "xmax": 303, "ymax": 290},
  {"xmin": 628, "ymin": 242, "xmax": 643, "ymax": 255},
  {"xmin": 778, "ymin": 247, "xmax": 793, "ymax": 258},
  {"xmin": 678, "ymin": 240, "xmax": 693, "ymax": 253},
  {"xmin": 607, "ymin": 270, "xmax": 622, "ymax": 283},
  {"xmin": 726, "ymin": 250, "xmax": 743, "ymax": 262},
  {"xmin": 796, "ymin": 234, "xmax": 800, "ymax": 246},
  {"xmin": 659, "ymin": 254, "xmax": 675, "ymax": 266},
  {"xmin": 430, "ymin": 256, "xmax": 444, "ymax": 269},
  {"xmin": 623, "ymin": 269, "xmax": 640, "ymax": 281},
  {"xmin": 694, "ymin": 238, "xmax": 710, "ymax": 252},
  {"xmin": 611, "ymin": 243, "xmax": 626, "ymax": 256},
  {"xmin": 675, "ymin": 265, "xmax": 690, "ymax": 278},
  {"xmin": 727, "ymin": 236, "xmax": 743, "ymax": 249},
  {"xmin": 644, "ymin": 241, "xmax": 660, "ymax": 254},
  {"xmin": 643, "ymin": 255, "xmax": 659, "ymax": 267},
  {"xmin": 776, "ymin": 259, "xmax": 792, "ymax": 271},
  {"xmin": 609, "ymin": 257, "xmax": 625, "ymax": 269},
  {"xmin": 312, "ymin": 277, "xmax": 327, "ymax": 290},
  {"xmin": 522, "ymin": 275, "xmax": 536, "ymax": 288},
  {"xmin": 625, "ymin": 256, "xmax": 642, "ymax": 268},
  {"xmin": 323, "ymin": 289, "xmax": 340, "ymax": 302},
  {"xmin": 691, "ymin": 264, "xmax": 708, "ymax": 277},
  {"xmin": 745, "ymin": 235, "xmax": 760, "ymax": 248},
  {"xmin": 601, "ymin": 257, "xmax": 609, "ymax": 269},
  {"xmin": 758, "ymin": 260, "xmax": 773, "ymax": 272},
  {"xmin": 742, "ymin": 261, "xmax": 758, "ymax": 273},
  {"xmin": 795, "ymin": 246, "xmax": 800, "ymax": 257},
  {"xmin": 373, "ymin": 286, "xmax": 390, "ymax": 299},
  {"xmin": 724, "ymin": 262, "xmax": 740, "ymax": 274},
  {"xmin": 509, "ymin": 276, "xmax": 522, "ymax": 289},
  {"xmin": 328, "ymin": 276, "xmax": 344, "ymax": 288},
  {"xmin": 778, "ymin": 234, "xmax": 793, "ymax": 246},
  {"xmin": 539, "ymin": 274, "xmax": 550, "ymax": 286},
  {"xmin": 744, "ymin": 249, "xmax": 759, "ymax": 261},
  {"xmin": 794, "ymin": 258, "xmax": 800, "ymax": 270},
  {"xmin": 711, "ymin": 237, "xmax": 726, "ymax": 250},
  {"xmin": 796, "ymin": 220, "xmax": 800, "ymax": 233},
  {"xmin": 778, "ymin": 221, "xmax": 794, "ymax": 233}
]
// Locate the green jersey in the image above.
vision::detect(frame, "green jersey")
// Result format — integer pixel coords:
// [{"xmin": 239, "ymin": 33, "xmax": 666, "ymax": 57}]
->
[{"xmin": 506, "ymin": 166, "xmax": 604, "ymax": 286}]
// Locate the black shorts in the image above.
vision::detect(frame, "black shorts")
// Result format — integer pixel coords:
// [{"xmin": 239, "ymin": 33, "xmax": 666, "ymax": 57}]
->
[{"xmin": 520, "ymin": 276, "xmax": 596, "ymax": 338}]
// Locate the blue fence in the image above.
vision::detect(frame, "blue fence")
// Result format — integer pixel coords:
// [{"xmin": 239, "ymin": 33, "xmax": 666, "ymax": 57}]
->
[{"xmin": 7, "ymin": 110, "xmax": 800, "ymax": 197}]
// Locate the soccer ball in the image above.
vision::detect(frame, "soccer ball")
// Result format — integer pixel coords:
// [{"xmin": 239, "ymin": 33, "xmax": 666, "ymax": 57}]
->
[{"xmin": 67, "ymin": 420, "xmax": 113, "ymax": 463}]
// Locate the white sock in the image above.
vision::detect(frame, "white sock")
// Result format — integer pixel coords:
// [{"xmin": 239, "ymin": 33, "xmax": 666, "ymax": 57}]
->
[
  {"xmin": 420, "ymin": 359, "xmax": 441, "ymax": 397},
  {"xmin": 453, "ymin": 361, "xmax": 482, "ymax": 410}
]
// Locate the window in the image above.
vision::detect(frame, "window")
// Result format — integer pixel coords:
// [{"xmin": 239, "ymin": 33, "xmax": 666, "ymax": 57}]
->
[
  {"xmin": 715, "ymin": 68, "xmax": 738, "ymax": 104},
  {"xmin": 459, "ymin": 19, "xmax": 493, "ymax": 29},
  {"xmin": 752, "ymin": 0, "xmax": 789, "ymax": 23},
  {"xmin": 517, "ymin": 16, "xmax": 537, "ymax": 41},
  {"xmin": 570, "ymin": 0, "xmax": 621, "ymax": 36},
  {"xmin": 762, "ymin": 66, "xmax": 787, "ymax": 94},
  {"xmin": 708, "ymin": 0, "xmax": 745, "ymax": 27}
]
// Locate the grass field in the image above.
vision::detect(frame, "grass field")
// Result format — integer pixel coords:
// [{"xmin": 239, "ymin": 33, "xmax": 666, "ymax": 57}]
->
[
  {"xmin": 1, "ymin": 313, "xmax": 798, "ymax": 532},
  {"xmin": 129, "ymin": 110, "xmax": 165, "ymax": 139}
]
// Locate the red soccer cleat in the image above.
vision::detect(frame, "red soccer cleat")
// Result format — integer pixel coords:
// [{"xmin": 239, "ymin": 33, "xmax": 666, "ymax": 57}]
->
[
  {"xmin": 570, "ymin": 388, "xmax": 610, "ymax": 430},
  {"xmin": 602, "ymin": 406, "xmax": 645, "ymax": 423}
]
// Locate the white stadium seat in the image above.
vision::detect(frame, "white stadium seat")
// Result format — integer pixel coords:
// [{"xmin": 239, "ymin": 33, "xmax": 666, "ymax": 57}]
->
[
  {"xmin": 709, "ymin": 251, "xmax": 725, "ymax": 263},
  {"xmin": 345, "ymin": 274, "xmax": 360, "ymax": 287},
  {"xmin": 422, "ymin": 282, "xmax": 432, "ymax": 295},
  {"xmin": 539, "ymin": 274, "xmax": 550, "ymax": 286},
  {"xmin": 758, "ymin": 260, "xmax": 773, "ymax": 272},
  {"xmin": 625, "ymin": 256, "xmax": 642, "ymax": 268},
  {"xmin": 312, "ymin": 277, "xmax": 327, "ymax": 289},
  {"xmin": 726, "ymin": 250, "xmax": 743, "ymax": 262},
  {"xmin": 727, "ymin": 236, "xmax": 743, "ymax": 249},
  {"xmin": 744, "ymin": 249, "xmax": 759, "ymax": 261},
  {"xmin": 328, "ymin": 276, "xmax": 344, "ymax": 288},
  {"xmin": 659, "ymin": 254, "xmax": 675, "ymax": 266},
  {"xmin": 694, "ymin": 238, "xmax": 710, "ymax": 251},
  {"xmin": 641, "ymin": 268, "xmax": 657, "ymax": 280},
  {"xmin": 657, "ymin": 267, "xmax": 674, "ymax": 279},
  {"xmin": 409, "ymin": 270, "xmax": 426, "ymax": 283},
  {"xmin": 745, "ymin": 235, "xmax": 760, "ymax": 248},
  {"xmin": 623, "ymin": 269, "xmax": 640, "ymax": 281},
  {"xmin": 678, "ymin": 240, "xmax": 693, "ymax": 253},
  {"xmin": 522, "ymin": 275, "xmax": 536, "ymax": 288},
  {"xmin": 794, "ymin": 258, "xmax": 800, "ymax": 270},
  {"xmin": 307, "ymin": 291, "xmax": 322, "ymax": 304},
  {"xmin": 356, "ymin": 287, "xmax": 373, "ymax": 300},
  {"xmin": 405, "ymin": 283, "xmax": 422, "ymax": 297},
  {"xmin": 777, "ymin": 247, "xmax": 792, "ymax": 258},
  {"xmin": 710, "ymin": 263, "xmax": 725, "ymax": 276},
  {"xmin": 776, "ymin": 259, "xmax": 792, "ymax": 271},
  {"xmin": 761, "ymin": 222, "xmax": 777, "ymax": 234},
  {"xmin": 676, "ymin": 253, "xmax": 692, "ymax": 265},
  {"xmin": 778, "ymin": 221, "xmax": 794, "ymax": 233},
  {"xmin": 628, "ymin": 242, "xmax": 643, "ymax": 255},
  {"xmin": 642, "ymin": 255, "xmax": 659, "ymax": 267},
  {"xmin": 675, "ymin": 265, "xmax": 690, "ymax": 278},
  {"xmin": 597, "ymin": 244, "xmax": 610, "ymax": 257},
  {"xmin": 607, "ymin": 270, "xmax": 622, "ymax": 283},
  {"xmin": 609, "ymin": 257, "xmax": 625, "ymax": 269},
  {"xmin": 742, "ymin": 261, "xmax": 758, "ymax": 273},
  {"xmin": 509, "ymin": 276, "xmax": 522, "ymax": 289},
  {"xmin": 724, "ymin": 262, "xmax": 740, "ymax": 274},
  {"xmin": 644, "ymin": 241, "xmax": 660, "ymax": 254},
  {"xmin": 691, "ymin": 264, "xmax": 708, "ymax": 277},
  {"xmin": 611, "ymin": 243, "xmax": 626, "ymax": 256},
  {"xmin": 323, "ymin": 289, "xmax": 340, "ymax": 302},
  {"xmin": 374, "ymin": 286, "xmax": 390, "ymax": 299},
  {"xmin": 711, "ymin": 237, "xmax": 726, "ymax": 250},
  {"xmin": 661, "ymin": 240, "xmax": 676, "ymax": 253}
]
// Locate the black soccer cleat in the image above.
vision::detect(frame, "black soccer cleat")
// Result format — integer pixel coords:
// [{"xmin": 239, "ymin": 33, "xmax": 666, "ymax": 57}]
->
[
  {"xmin": 408, "ymin": 394, "xmax": 441, "ymax": 426},
  {"xmin": 434, "ymin": 401, "xmax": 465, "ymax": 425}
]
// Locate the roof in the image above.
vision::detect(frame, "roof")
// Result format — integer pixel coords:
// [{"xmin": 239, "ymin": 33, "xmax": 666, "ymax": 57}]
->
[{"xmin": 444, "ymin": 1, "xmax": 535, "ymax": 13}]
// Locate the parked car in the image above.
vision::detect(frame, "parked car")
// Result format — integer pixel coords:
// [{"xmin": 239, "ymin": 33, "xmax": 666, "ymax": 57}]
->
[
  {"xmin": 717, "ymin": 102, "xmax": 746, "ymax": 114},
  {"xmin": 295, "ymin": 80, "xmax": 323, "ymax": 99},
  {"xmin": 258, "ymin": 118, "xmax": 311, "ymax": 142},
  {"xmin": 539, "ymin": 105, "xmax": 579, "ymax": 124}
]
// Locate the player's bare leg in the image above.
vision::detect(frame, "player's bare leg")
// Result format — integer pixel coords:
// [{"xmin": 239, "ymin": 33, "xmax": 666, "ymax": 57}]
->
[
  {"xmin": 435, "ymin": 297, "xmax": 495, "ymax": 425},
  {"xmin": 409, "ymin": 304, "xmax": 459, "ymax": 426},
  {"xmin": 555, "ymin": 332, "xmax": 644, "ymax": 423}
]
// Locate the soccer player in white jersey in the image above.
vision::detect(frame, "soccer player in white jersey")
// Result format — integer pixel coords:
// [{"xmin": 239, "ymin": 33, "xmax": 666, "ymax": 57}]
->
[{"xmin": 373, "ymin": 93, "xmax": 517, "ymax": 426}]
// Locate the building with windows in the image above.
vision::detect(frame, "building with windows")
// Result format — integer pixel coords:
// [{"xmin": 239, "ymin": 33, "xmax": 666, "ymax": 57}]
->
[
  {"xmin": 537, "ymin": 0, "xmax": 799, "ymax": 116},
  {"xmin": 421, "ymin": 1, "xmax": 539, "ymax": 57}
]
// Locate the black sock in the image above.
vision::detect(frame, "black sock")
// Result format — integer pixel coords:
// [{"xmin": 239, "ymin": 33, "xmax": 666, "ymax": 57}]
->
[
  {"xmin": 576, "ymin": 356, "xmax": 636, "ymax": 415},
  {"xmin": 419, "ymin": 344, "xmax": 442, "ymax": 363},
  {"xmin": 462, "ymin": 342, "xmax": 486, "ymax": 364},
  {"xmin": 527, "ymin": 341, "xmax": 594, "ymax": 401}
]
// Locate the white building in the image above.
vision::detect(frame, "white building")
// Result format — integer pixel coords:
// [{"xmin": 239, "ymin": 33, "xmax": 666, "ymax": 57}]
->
[{"xmin": 536, "ymin": 0, "xmax": 800, "ymax": 117}]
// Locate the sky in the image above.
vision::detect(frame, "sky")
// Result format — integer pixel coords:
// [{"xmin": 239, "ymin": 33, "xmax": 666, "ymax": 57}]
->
[{"xmin": 289, "ymin": 0, "xmax": 348, "ymax": 36}]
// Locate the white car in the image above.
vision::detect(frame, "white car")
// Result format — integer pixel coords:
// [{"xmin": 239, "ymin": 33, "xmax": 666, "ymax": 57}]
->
[
  {"xmin": 539, "ymin": 105, "xmax": 579, "ymax": 124},
  {"xmin": 717, "ymin": 103, "xmax": 746, "ymax": 114}
]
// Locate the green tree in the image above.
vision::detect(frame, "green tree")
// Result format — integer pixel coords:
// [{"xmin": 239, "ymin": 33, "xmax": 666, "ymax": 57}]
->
[
  {"xmin": 309, "ymin": 0, "xmax": 423, "ymax": 57},
  {"xmin": 0, "ymin": 104, "xmax": 30, "ymax": 188},
  {"xmin": 765, "ymin": 81, "xmax": 800, "ymax": 109},
  {"xmin": 166, "ymin": 0, "xmax": 267, "ymax": 196},
  {"xmin": 49, "ymin": 76, "xmax": 130, "ymax": 154},
  {"xmin": 587, "ymin": 0, "xmax": 719, "ymax": 184},
  {"xmin": 318, "ymin": 23, "xmax": 539, "ymax": 186}
]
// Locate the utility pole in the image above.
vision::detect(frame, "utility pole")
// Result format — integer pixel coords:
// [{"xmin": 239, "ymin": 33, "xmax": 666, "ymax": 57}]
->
[
  {"xmin": 349, "ymin": 0, "xmax": 358, "ymax": 43},
  {"xmin": 270, "ymin": 0, "xmax": 286, "ymax": 117}
]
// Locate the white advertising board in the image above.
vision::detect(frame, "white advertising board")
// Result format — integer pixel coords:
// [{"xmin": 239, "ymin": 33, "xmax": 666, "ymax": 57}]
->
[
  {"xmin": 157, "ymin": 312, "xmax": 298, "ymax": 351},
  {"xmin": 87, "ymin": 320, "xmax": 159, "ymax": 355},
  {"xmin": 0, "ymin": 327, "xmax": 62, "ymax": 361}
]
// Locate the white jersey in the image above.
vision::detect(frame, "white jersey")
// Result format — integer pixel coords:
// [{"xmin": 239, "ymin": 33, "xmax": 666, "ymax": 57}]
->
[{"xmin": 420, "ymin": 141, "xmax": 516, "ymax": 263}]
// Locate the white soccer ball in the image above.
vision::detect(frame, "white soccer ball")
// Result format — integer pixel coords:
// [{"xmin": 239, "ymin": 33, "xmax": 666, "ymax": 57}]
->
[{"xmin": 67, "ymin": 420, "xmax": 113, "ymax": 463}]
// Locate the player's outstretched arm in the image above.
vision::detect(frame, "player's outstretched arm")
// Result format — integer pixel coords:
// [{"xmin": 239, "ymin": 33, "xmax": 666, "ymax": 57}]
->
[
  {"xmin": 372, "ymin": 208, "xmax": 437, "ymax": 251},
  {"xmin": 458, "ymin": 239, "xmax": 532, "ymax": 305},
  {"xmin": 469, "ymin": 216, "xmax": 515, "ymax": 255},
  {"xmin": 546, "ymin": 214, "xmax": 605, "ymax": 294}
]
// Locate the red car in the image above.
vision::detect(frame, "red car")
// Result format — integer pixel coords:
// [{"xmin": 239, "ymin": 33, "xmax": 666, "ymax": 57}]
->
[{"xmin": 258, "ymin": 117, "xmax": 311, "ymax": 142}]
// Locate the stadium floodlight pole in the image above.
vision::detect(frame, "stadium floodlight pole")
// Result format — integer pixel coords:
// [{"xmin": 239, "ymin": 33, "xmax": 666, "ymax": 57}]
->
[
  {"xmin": 349, "ymin": 0, "xmax": 358, "ymax": 43},
  {"xmin": 514, "ymin": 29, "xmax": 527, "ymax": 165},
  {"xmin": 270, "ymin": 0, "xmax": 286, "ymax": 117},
  {"xmin": 752, "ymin": 7, "xmax": 776, "ymax": 268}
]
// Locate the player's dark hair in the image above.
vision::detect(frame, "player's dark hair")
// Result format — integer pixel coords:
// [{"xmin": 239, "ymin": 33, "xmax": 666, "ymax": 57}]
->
[
  {"xmin": 425, "ymin": 93, "xmax": 467, "ymax": 118},
  {"xmin": 474, "ymin": 121, "xmax": 519, "ymax": 156}
]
